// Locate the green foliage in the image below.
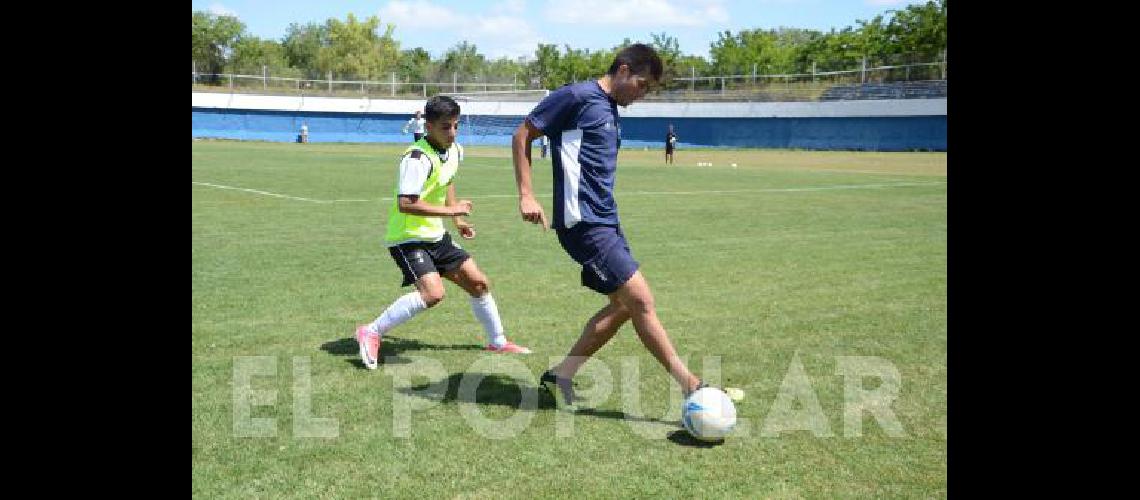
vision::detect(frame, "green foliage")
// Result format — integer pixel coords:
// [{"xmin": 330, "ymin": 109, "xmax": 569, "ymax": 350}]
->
[
  {"xmin": 398, "ymin": 47, "xmax": 434, "ymax": 82},
  {"xmin": 282, "ymin": 22, "xmax": 327, "ymax": 79},
  {"xmin": 559, "ymin": 45, "xmax": 592, "ymax": 83},
  {"xmin": 441, "ymin": 41, "xmax": 486, "ymax": 79},
  {"xmin": 886, "ymin": 0, "xmax": 947, "ymax": 62},
  {"xmin": 709, "ymin": 27, "xmax": 823, "ymax": 76},
  {"xmin": 193, "ymin": 2, "xmax": 946, "ymax": 89},
  {"xmin": 315, "ymin": 13, "xmax": 400, "ymax": 80},
  {"xmin": 649, "ymin": 32, "xmax": 684, "ymax": 88},
  {"xmin": 530, "ymin": 43, "xmax": 561, "ymax": 89},
  {"xmin": 228, "ymin": 35, "xmax": 292, "ymax": 75},
  {"xmin": 192, "ymin": 11, "xmax": 245, "ymax": 78},
  {"xmin": 483, "ymin": 57, "xmax": 527, "ymax": 86}
]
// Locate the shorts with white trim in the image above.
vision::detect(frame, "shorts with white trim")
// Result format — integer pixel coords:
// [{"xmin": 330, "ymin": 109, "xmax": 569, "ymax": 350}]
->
[
  {"xmin": 388, "ymin": 232, "xmax": 470, "ymax": 287},
  {"xmin": 555, "ymin": 223, "xmax": 640, "ymax": 295}
]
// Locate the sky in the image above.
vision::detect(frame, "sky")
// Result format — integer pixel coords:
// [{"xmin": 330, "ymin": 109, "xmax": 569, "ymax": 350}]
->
[{"xmin": 191, "ymin": 0, "xmax": 925, "ymax": 60}]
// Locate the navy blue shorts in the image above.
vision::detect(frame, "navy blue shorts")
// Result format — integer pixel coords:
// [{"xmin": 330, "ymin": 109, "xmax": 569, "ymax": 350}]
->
[{"xmin": 555, "ymin": 223, "xmax": 640, "ymax": 295}]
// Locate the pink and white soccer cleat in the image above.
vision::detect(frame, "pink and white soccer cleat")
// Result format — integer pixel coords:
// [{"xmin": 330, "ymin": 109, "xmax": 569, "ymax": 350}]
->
[
  {"xmin": 355, "ymin": 325, "xmax": 381, "ymax": 370},
  {"xmin": 485, "ymin": 341, "xmax": 532, "ymax": 354}
]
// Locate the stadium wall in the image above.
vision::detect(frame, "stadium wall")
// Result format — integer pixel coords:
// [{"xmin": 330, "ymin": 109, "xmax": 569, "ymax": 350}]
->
[{"xmin": 192, "ymin": 92, "xmax": 946, "ymax": 151}]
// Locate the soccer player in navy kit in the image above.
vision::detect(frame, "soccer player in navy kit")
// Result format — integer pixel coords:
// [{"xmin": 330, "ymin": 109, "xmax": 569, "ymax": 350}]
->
[{"xmin": 510, "ymin": 44, "xmax": 706, "ymax": 409}]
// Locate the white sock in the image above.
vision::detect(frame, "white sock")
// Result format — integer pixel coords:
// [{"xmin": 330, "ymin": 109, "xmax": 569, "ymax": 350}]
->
[
  {"xmin": 470, "ymin": 293, "xmax": 507, "ymax": 347},
  {"xmin": 367, "ymin": 292, "xmax": 427, "ymax": 336}
]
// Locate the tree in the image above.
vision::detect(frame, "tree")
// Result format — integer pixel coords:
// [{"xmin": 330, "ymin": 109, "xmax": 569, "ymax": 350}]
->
[
  {"xmin": 192, "ymin": 11, "xmax": 245, "ymax": 81},
  {"xmin": 709, "ymin": 28, "xmax": 816, "ymax": 77},
  {"xmin": 229, "ymin": 35, "xmax": 293, "ymax": 76},
  {"xmin": 587, "ymin": 48, "xmax": 615, "ymax": 80},
  {"xmin": 708, "ymin": 30, "xmax": 749, "ymax": 75},
  {"xmin": 314, "ymin": 13, "xmax": 400, "ymax": 80},
  {"xmin": 282, "ymin": 22, "xmax": 327, "ymax": 78},
  {"xmin": 559, "ymin": 45, "xmax": 591, "ymax": 83},
  {"xmin": 650, "ymin": 32, "xmax": 684, "ymax": 89},
  {"xmin": 856, "ymin": 15, "xmax": 892, "ymax": 65},
  {"xmin": 441, "ymin": 41, "xmax": 486, "ymax": 82},
  {"xmin": 676, "ymin": 55, "xmax": 711, "ymax": 74},
  {"xmin": 801, "ymin": 27, "xmax": 866, "ymax": 72},
  {"xmin": 483, "ymin": 57, "xmax": 526, "ymax": 87},
  {"xmin": 530, "ymin": 43, "xmax": 561, "ymax": 89},
  {"xmin": 885, "ymin": 0, "xmax": 946, "ymax": 63},
  {"xmin": 397, "ymin": 47, "xmax": 433, "ymax": 83}
]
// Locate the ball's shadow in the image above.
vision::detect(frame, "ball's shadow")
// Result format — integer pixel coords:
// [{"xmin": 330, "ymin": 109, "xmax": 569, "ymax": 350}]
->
[{"xmin": 666, "ymin": 430, "xmax": 724, "ymax": 448}]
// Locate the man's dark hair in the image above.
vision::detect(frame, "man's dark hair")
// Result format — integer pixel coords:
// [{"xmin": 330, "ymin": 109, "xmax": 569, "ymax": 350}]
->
[
  {"xmin": 424, "ymin": 95, "xmax": 461, "ymax": 122},
  {"xmin": 607, "ymin": 43, "xmax": 663, "ymax": 83}
]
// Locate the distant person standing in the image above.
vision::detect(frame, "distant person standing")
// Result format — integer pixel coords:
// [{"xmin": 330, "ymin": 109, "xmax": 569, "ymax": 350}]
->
[
  {"xmin": 299, "ymin": 122, "xmax": 309, "ymax": 143},
  {"xmin": 665, "ymin": 124, "xmax": 677, "ymax": 164},
  {"xmin": 403, "ymin": 110, "xmax": 427, "ymax": 142}
]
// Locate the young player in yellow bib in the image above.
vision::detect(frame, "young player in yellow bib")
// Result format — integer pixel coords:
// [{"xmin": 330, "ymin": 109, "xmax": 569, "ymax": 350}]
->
[{"xmin": 355, "ymin": 96, "xmax": 531, "ymax": 370}]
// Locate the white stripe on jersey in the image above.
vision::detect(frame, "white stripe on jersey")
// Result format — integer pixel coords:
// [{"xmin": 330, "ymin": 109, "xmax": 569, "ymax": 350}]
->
[{"xmin": 559, "ymin": 129, "xmax": 584, "ymax": 228}]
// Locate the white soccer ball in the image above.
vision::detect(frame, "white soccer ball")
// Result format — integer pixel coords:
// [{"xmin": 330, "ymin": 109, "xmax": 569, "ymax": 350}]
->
[{"xmin": 682, "ymin": 387, "xmax": 737, "ymax": 441}]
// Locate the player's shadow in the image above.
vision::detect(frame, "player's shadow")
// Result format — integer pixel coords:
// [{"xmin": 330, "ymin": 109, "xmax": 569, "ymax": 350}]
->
[
  {"xmin": 397, "ymin": 373, "xmax": 675, "ymax": 426},
  {"xmin": 398, "ymin": 372, "xmax": 534, "ymax": 407},
  {"xmin": 666, "ymin": 429, "xmax": 725, "ymax": 448},
  {"xmin": 319, "ymin": 335, "xmax": 482, "ymax": 369}
]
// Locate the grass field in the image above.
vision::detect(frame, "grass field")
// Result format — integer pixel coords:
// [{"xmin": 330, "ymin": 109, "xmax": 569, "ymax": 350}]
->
[{"xmin": 192, "ymin": 140, "xmax": 947, "ymax": 498}]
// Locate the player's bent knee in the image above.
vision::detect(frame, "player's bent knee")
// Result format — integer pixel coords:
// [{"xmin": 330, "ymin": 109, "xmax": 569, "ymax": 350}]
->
[
  {"xmin": 470, "ymin": 278, "xmax": 489, "ymax": 296},
  {"xmin": 421, "ymin": 288, "xmax": 446, "ymax": 307},
  {"xmin": 629, "ymin": 296, "xmax": 656, "ymax": 314},
  {"xmin": 608, "ymin": 297, "xmax": 631, "ymax": 314}
]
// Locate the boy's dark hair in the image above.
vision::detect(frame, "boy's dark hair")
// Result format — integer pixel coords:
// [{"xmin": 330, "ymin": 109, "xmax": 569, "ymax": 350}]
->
[
  {"xmin": 607, "ymin": 43, "xmax": 663, "ymax": 83},
  {"xmin": 424, "ymin": 95, "xmax": 461, "ymax": 122}
]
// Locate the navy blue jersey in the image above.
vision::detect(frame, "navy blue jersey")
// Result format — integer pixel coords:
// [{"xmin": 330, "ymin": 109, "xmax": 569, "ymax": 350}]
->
[{"xmin": 526, "ymin": 81, "xmax": 622, "ymax": 229}]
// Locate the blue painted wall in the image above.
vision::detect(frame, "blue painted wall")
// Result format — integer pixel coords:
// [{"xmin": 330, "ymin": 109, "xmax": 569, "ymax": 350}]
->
[
  {"xmin": 192, "ymin": 108, "xmax": 945, "ymax": 151},
  {"xmin": 621, "ymin": 116, "xmax": 946, "ymax": 151}
]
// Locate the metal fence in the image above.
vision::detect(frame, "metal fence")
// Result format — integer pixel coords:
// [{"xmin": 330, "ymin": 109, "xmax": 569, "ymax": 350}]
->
[
  {"xmin": 191, "ymin": 72, "xmax": 529, "ymax": 99},
  {"xmin": 193, "ymin": 59, "xmax": 946, "ymax": 102},
  {"xmin": 649, "ymin": 60, "xmax": 945, "ymax": 102}
]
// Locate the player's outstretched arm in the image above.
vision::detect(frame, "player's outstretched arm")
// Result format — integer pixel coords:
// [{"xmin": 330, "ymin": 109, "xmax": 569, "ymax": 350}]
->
[{"xmin": 512, "ymin": 119, "xmax": 548, "ymax": 230}]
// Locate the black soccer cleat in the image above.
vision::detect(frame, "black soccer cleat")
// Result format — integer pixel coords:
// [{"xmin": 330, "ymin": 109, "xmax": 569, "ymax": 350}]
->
[
  {"xmin": 539, "ymin": 370, "xmax": 577, "ymax": 412},
  {"xmin": 684, "ymin": 379, "xmax": 709, "ymax": 399}
]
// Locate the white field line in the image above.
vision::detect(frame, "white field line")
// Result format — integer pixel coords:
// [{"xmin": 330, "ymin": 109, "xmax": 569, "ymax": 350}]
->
[
  {"xmin": 192, "ymin": 182, "xmax": 330, "ymax": 203},
  {"xmin": 193, "ymin": 180, "xmax": 945, "ymax": 204}
]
